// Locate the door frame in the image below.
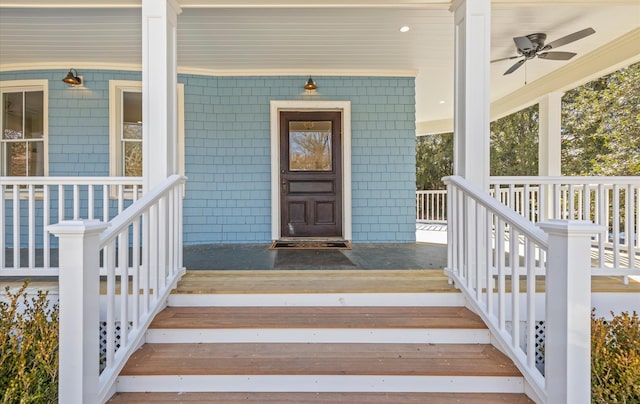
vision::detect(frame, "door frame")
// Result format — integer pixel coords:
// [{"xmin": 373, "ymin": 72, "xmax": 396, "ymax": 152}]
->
[{"xmin": 270, "ymin": 100, "xmax": 352, "ymax": 241}]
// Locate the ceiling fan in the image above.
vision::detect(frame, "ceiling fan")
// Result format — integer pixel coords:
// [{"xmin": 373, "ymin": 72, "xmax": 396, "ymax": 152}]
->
[{"xmin": 492, "ymin": 27, "xmax": 595, "ymax": 75}]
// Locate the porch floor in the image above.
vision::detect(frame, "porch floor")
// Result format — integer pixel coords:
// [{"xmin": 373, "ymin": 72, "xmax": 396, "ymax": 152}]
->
[{"xmin": 183, "ymin": 242, "xmax": 447, "ymax": 271}]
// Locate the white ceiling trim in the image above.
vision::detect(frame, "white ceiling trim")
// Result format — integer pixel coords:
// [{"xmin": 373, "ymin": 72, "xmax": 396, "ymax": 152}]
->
[
  {"xmin": 178, "ymin": 68, "xmax": 418, "ymax": 77},
  {"xmin": 0, "ymin": 62, "xmax": 143, "ymax": 73},
  {"xmin": 0, "ymin": 62, "xmax": 418, "ymax": 78},
  {"xmin": 3, "ymin": 0, "xmax": 639, "ymax": 8}
]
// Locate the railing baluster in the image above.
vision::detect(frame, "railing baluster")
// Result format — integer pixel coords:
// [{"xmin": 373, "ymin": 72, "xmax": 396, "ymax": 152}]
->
[
  {"xmin": 497, "ymin": 217, "xmax": 506, "ymax": 331},
  {"xmin": 103, "ymin": 185, "xmax": 109, "ymax": 223},
  {"xmin": 105, "ymin": 242, "xmax": 116, "ymax": 369},
  {"xmin": 43, "ymin": 185, "xmax": 50, "ymax": 269},
  {"xmin": 510, "ymin": 227, "xmax": 520, "ymax": 349},
  {"xmin": 526, "ymin": 239, "xmax": 536, "ymax": 369},
  {"xmin": 13, "ymin": 185, "xmax": 20, "ymax": 269},
  {"xmin": 568, "ymin": 184, "xmax": 575, "ymax": 220},
  {"xmin": 0, "ymin": 185, "xmax": 5, "ymax": 270},
  {"xmin": 88, "ymin": 185, "xmax": 95, "ymax": 220},
  {"xmin": 28, "ymin": 185, "xmax": 35, "ymax": 269},
  {"xmin": 486, "ymin": 209, "xmax": 493, "ymax": 315},
  {"xmin": 613, "ymin": 184, "xmax": 620, "ymax": 270},
  {"xmin": 73, "ymin": 184, "xmax": 80, "ymax": 220},
  {"xmin": 142, "ymin": 209, "xmax": 150, "ymax": 314},
  {"xmin": 118, "ymin": 230, "xmax": 129, "ymax": 349},
  {"xmin": 58, "ymin": 184, "xmax": 65, "ymax": 222},
  {"xmin": 132, "ymin": 216, "xmax": 140, "ymax": 328},
  {"xmin": 118, "ymin": 184, "xmax": 124, "ymax": 216}
]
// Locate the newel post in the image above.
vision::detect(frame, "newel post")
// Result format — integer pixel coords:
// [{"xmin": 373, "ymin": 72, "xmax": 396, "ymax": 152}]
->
[
  {"xmin": 49, "ymin": 220, "xmax": 108, "ymax": 404},
  {"xmin": 537, "ymin": 220, "xmax": 603, "ymax": 404}
]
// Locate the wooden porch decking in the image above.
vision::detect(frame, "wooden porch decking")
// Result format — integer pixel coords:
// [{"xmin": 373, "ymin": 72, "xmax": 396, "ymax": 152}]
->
[
  {"xmin": 171, "ymin": 269, "xmax": 640, "ymax": 295},
  {"xmin": 2, "ymin": 268, "xmax": 639, "ymax": 294}
]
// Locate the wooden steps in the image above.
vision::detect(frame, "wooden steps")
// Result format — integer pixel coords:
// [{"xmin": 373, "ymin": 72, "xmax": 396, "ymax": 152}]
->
[
  {"xmin": 110, "ymin": 271, "xmax": 535, "ymax": 402},
  {"xmin": 119, "ymin": 342, "xmax": 520, "ymax": 377},
  {"xmin": 108, "ymin": 392, "xmax": 534, "ymax": 403}
]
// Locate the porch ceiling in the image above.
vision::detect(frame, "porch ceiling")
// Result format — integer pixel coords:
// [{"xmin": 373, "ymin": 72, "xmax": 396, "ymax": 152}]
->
[{"xmin": 1, "ymin": 1, "xmax": 638, "ymax": 133}]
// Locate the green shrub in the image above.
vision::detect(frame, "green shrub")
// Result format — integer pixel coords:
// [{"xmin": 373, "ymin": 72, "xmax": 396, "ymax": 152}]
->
[
  {"xmin": 0, "ymin": 281, "xmax": 59, "ymax": 404},
  {"xmin": 592, "ymin": 310, "xmax": 640, "ymax": 403}
]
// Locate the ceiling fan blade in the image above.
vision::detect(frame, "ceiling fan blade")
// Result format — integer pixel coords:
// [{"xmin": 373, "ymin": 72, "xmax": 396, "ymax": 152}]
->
[
  {"xmin": 504, "ymin": 59, "xmax": 525, "ymax": 75},
  {"xmin": 544, "ymin": 27, "xmax": 595, "ymax": 50},
  {"xmin": 538, "ymin": 51, "xmax": 577, "ymax": 60},
  {"xmin": 513, "ymin": 36, "xmax": 534, "ymax": 52},
  {"xmin": 491, "ymin": 55, "xmax": 520, "ymax": 63}
]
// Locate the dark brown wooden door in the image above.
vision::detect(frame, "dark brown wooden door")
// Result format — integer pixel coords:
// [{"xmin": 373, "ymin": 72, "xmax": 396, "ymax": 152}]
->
[{"xmin": 280, "ymin": 111, "xmax": 342, "ymax": 238}]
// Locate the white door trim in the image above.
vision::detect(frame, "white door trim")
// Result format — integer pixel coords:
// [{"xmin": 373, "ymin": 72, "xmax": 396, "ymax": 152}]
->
[{"xmin": 270, "ymin": 100, "xmax": 352, "ymax": 241}]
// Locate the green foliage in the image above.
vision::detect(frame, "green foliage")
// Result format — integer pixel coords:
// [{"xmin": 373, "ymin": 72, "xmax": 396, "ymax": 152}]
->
[
  {"xmin": 416, "ymin": 132, "xmax": 453, "ymax": 190},
  {"xmin": 0, "ymin": 281, "xmax": 59, "ymax": 404},
  {"xmin": 490, "ymin": 104, "xmax": 539, "ymax": 176},
  {"xmin": 592, "ymin": 310, "xmax": 640, "ymax": 403},
  {"xmin": 562, "ymin": 63, "xmax": 640, "ymax": 176}
]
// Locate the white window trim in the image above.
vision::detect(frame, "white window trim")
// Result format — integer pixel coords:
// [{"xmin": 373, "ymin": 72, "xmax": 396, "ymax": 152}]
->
[
  {"xmin": 109, "ymin": 80, "xmax": 185, "ymax": 179},
  {"xmin": 0, "ymin": 79, "xmax": 49, "ymax": 177}
]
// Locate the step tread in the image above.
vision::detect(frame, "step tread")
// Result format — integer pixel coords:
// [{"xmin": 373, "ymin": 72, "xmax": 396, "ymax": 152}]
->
[
  {"xmin": 120, "ymin": 343, "xmax": 521, "ymax": 377},
  {"xmin": 174, "ymin": 270, "xmax": 457, "ymax": 294},
  {"xmin": 108, "ymin": 392, "xmax": 534, "ymax": 403},
  {"xmin": 150, "ymin": 306, "xmax": 486, "ymax": 329}
]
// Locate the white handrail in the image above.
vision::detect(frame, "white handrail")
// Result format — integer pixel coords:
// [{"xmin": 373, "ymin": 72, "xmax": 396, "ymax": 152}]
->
[
  {"xmin": 49, "ymin": 174, "xmax": 186, "ymax": 403},
  {"xmin": 0, "ymin": 177, "xmax": 142, "ymax": 275},
  {"xmin": 444, "ymin": 175, "xmax": 601, "ymax": 403},
  {"xmin": 490, "ymin": 176, "xmax": 640, "ymax": 281}
]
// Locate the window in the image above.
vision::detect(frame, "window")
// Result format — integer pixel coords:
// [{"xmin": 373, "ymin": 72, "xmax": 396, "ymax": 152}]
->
[
  {"xmin": 109, "ymin": 80, "xmax": 184, "ymax": 178},
  {"xmin": 0, "ymin": 80, "xmax": 48, "ymax": 176}
]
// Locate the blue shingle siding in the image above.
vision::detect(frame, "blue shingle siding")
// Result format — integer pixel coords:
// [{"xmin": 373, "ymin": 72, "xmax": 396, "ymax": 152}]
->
[{"xmin": 2, "ymin": 71, "xmax": 416, "ymax": 246}]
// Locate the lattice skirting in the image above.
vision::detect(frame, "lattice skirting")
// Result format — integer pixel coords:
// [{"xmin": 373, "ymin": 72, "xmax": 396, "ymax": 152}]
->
[{"xmin": 99, "ymin": 321, "xmax": 132, "ymax": 373}]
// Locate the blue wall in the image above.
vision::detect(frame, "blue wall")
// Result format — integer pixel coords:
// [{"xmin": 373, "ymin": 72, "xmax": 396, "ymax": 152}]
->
[{"xmin": 2, "ymin": 70, "xmax": 416, "ymax": 246}]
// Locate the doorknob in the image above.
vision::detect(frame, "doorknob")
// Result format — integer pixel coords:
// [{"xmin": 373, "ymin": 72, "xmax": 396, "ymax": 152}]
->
[{"xmin": 281, "ymin": 179, "xmax": 287, "ymax": 193}]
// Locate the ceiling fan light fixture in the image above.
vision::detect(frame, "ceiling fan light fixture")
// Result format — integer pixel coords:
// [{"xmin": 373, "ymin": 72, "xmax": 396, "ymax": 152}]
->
[
  {"xmin": 304, "ymin": 77, "xmax": 317, "ymax": 91},
  {"xmin": 62, "ymin": 69, "xmax": 82, "ymax": 86}
]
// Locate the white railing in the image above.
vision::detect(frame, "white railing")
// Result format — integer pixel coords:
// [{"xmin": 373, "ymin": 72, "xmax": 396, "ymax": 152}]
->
[
  {"xmin": 416, "ymin": 189, "xmax": 447, "ymax": 222},
  {"xmin": 491, "ymin": 176, "xmax": 640, "ymax": 280},
  {"xmin": 444, "ymin": 175, "xmax": 601, "ymax": 404},
  {"xmin": 49, "ymin": 175, "xmax": 186, "ymax": 403},
  {"xmin": 0, "ymin": 177, "xmax": 142, "ymax": 276}
]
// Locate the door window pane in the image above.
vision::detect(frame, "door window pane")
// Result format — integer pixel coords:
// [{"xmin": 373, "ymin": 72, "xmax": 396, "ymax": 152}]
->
[{"xmin": 289, "ymin": 121, "xmax": 332, "ymax": 171}]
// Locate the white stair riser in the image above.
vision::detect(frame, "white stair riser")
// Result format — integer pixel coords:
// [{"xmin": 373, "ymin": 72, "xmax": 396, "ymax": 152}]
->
[
  {"xmin": 116, "ymin": 375, "xmax": 524, "ymax": 394},
  {"xmin": 168, "ymin": 293, "xmax": 465, "ymax": 307},
  {"xmin": 145, "ymin": 328, "xmax": 491, "ymax": 344}
]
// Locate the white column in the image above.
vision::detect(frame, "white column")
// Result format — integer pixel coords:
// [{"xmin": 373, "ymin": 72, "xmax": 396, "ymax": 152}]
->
[
  {"xmin": 142, "ymin": 0, "xmax": 182, "ymax": 191},
  {"xmin": 538, "ymin": 220, "xmax": 603, "ymax": 404},
  {"xmin": 451, "ymin": 0, "xmax": 491, "ymax": 191},
  {"xmin": 538, "ymin": 92, "xmax": 563, "ymax": 176},
  {"xmin": 49, "ymin": 220, "xmax": 108, "ymax": 404}
]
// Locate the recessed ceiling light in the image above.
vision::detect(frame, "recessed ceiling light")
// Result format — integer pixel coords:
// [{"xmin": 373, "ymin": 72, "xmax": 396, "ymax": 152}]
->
[
  {"xmin": 400, "ymin": 26, "xmax": 410, "ymax": 33},
  {"xmin": 439, "ymin": 100, "xmax": 446, "ymax": 104}
]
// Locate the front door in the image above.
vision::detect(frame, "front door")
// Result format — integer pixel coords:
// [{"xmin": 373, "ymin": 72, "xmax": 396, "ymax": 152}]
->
[{"xmin": 280, "ymin": 111, "xmax": 342, "ymax": 238}]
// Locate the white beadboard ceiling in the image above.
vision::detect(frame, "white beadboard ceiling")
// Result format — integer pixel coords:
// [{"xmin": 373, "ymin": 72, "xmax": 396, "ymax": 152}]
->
[{"xmin": 0, "ymin": 1, "xmax": 639, "ymax": 127}]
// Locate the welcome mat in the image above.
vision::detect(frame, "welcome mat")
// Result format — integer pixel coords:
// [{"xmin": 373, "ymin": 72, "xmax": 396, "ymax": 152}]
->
[{"xmin": 270, "ymin": 240, "xmax": 351, "ymax": 250}]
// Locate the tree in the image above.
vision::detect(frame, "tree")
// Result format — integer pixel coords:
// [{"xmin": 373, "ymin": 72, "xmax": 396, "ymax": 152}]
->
[
  {"xmin": 562, "ymin": 63, "xmax": 640, "ymax": 176},
  {"xmin": 416, "ymin": 132, "xmax": 453, "ymax": 190},
  {"xmin": 490, "ymin": 104, "xmax": 539, "ymax": 176}
]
